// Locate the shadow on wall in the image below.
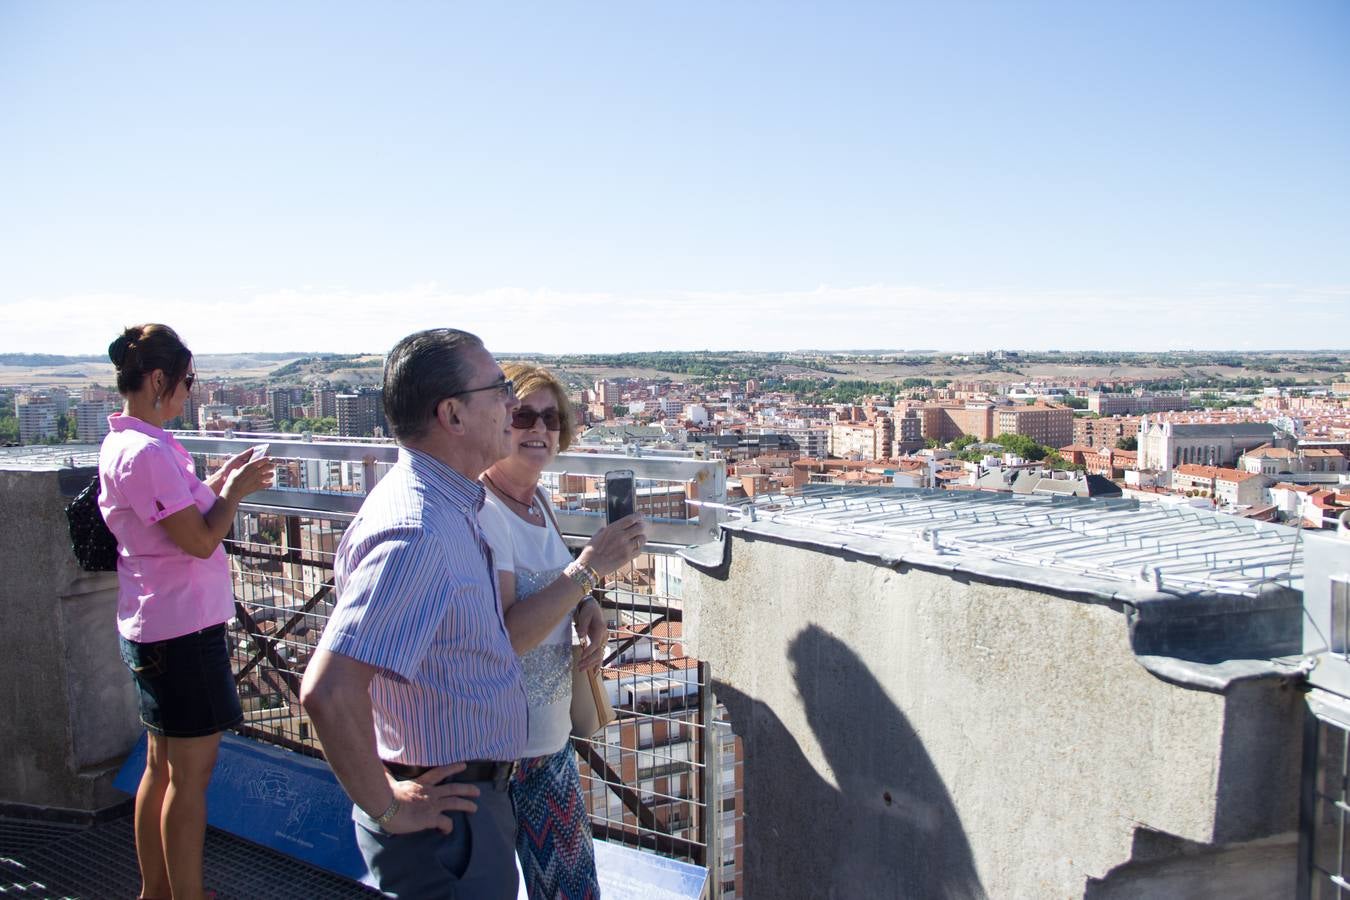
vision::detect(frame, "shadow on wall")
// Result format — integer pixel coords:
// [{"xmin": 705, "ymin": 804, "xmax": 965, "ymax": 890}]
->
[{"xmin": 716, "ymin": 624, "xmax": 985, "ymax": 900}]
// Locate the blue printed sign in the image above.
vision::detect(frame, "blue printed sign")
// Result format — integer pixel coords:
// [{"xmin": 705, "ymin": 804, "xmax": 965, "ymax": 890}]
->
[{"xmin": 114, "ymin": 732, "xmax": 366, "ymax": 880}]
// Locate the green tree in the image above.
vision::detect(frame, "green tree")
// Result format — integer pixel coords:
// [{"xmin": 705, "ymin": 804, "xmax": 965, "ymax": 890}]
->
[
  {"xmin": 1116, "ymin": 436, "xmax": 1138, "ymax": 451},
  {"xmin": 0, "ymin": 416, "xmax": 17, "ymax": 444},
  {"xmin": 289, "ymin": 416, "xmax": 338, "ymax": 435},
  {"xmin": 1044, "ymin": 450, "xmax": 1079, "ymax": 471},
  {"xmin": 949, "ymin": 434, "xmax": 979, "ymax": 452},
  {"xmin": 993, "ymin": 433, "xmax": 1047, "ymax": 461}
]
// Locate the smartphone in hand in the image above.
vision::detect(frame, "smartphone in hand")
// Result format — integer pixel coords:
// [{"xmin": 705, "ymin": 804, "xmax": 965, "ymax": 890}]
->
[
  {"xmin": 605, "ymin": 469, "xmax": 635, "ymax": 524},
  {"xmin": 248, "ymin": 443, "xmax": 270, "ymax": 462}
]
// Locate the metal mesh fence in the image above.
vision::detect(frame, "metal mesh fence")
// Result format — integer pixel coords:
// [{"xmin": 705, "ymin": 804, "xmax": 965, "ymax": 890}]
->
[
  {"xmin": 189, "ymin": 442, "xmax": 743, "ymax": 897},
  {"xmin": 1306, "ymin": 714, "xmax": 1350, "ymax": 899}
]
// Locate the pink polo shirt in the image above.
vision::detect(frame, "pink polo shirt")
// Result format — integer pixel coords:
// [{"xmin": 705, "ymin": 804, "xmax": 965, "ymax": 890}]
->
[{"xmin": 98, "ymin": 413, "xmax": 235, "ymax": 642}]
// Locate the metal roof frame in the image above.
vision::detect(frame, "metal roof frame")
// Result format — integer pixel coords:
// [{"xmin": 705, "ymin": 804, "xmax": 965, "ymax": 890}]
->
[{"xmin": 736, "ymin": 486, "xmax": 1303, "ymax": 597}]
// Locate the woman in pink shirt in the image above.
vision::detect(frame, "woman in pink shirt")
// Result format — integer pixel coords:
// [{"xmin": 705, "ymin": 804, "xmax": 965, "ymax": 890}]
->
[{"xmin": 98, "ymin": 324, "xmax": 273, "ymax": 900}]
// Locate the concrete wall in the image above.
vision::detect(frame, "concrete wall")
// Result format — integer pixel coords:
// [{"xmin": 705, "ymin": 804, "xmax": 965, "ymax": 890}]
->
[
  {"xmin": 683, "ymin": 534, "xmax": 1301, "ymax": 899},
  {"xmin": 0, "ymin": 466, "xmax": 140, "ymax": 813}
]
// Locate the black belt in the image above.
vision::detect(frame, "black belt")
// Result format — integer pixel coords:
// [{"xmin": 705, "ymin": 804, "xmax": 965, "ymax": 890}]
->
[{"xmin": 384, "ymin": 759, "xmax": 517, "ymax": 792}]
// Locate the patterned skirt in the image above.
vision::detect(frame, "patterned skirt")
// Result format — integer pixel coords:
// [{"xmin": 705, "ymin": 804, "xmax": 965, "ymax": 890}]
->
[{"xmin": 511, "ymin": 743, "xmax": 600, "ymax": 900}]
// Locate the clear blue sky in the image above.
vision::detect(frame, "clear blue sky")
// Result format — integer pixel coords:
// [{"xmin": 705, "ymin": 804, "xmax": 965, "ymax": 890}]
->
[{"xmin": 3, "ymin": 1, "xmax": 1347, "ymax": 354}]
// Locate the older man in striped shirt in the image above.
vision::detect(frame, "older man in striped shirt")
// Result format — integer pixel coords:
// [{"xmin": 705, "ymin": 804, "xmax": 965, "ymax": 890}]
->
[{"xmin": 301, "ymin": 329, "xmax": 529, "ymax": 899}]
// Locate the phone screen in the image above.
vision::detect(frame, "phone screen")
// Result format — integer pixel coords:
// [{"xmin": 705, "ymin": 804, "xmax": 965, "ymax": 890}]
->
[
  {"xmin": 605, "ymin": 470, "xmax": 635, "ymax": 524},
  {"xmin": 249, "ymin": 443, "xmax": 270, "ymax": 462}
]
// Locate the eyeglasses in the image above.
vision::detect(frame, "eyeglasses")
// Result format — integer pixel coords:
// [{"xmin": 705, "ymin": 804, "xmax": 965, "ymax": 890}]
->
[
  {"xmin": 450, "ymin": 377, "xmax": 516, "ymax": 401},
  {"xmin": 184, "ymin": 373, "xmax": 196, "ymax": 391},
  {"xmin": 512, "ymin": 406, "xmax": 562, "ymax": 431}
]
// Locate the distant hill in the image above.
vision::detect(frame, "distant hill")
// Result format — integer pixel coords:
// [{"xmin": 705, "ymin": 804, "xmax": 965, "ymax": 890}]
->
[
  {"xmin": 269, "ymin": 354, "xmax": 383, "ymax": 379},
  {"xmin": 0, "ymin": 351, "xmax": 312, "ymax": 369},
  {"xmin": 0, "ymin": 353, "xmax": 106, "ymax": 367}
]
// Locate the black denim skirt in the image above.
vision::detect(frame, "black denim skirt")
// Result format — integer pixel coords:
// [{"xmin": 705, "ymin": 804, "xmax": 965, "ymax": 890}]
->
[{"xmin": 118, "ymin": 623, "xmax": 244, "ymax": 738}]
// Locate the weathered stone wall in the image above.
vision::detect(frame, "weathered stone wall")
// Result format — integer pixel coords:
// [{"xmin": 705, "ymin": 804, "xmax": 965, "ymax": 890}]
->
[
  {"xmin": 683, "ymin": 533, "xmax": 1301, "ymax": 899},
  {"xmin": 0, "ymin": 466, "xmax": 139, "ymax": 813}
]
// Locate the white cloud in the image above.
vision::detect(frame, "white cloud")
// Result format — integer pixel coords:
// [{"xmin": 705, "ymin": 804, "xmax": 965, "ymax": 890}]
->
[{"xmin": 4, "ymin": 282, "xmax": 1348, "ymax": 355}]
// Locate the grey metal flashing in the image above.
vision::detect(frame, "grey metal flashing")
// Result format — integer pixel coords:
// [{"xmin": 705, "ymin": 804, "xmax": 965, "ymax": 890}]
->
[
  {"xmin": 678, "ymin": 530, "xmax": 733, "ymax": 580},
  {"xmin": 1123, "ymin": 584, "xmax": 1303, "ymax": 664},
  {"xmin": 1133, "ymin": 655, "xmax": 1299, "ymax": 694}
]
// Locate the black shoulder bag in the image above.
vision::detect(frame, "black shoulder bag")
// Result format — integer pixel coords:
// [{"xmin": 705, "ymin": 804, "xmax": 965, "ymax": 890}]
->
[{"xmin": 65, "ymin": 474, "xmax": 119, "ymax": 572}]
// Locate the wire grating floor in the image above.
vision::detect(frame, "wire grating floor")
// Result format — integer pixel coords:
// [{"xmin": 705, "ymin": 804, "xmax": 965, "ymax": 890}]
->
[{"xmin": 0, "ymin": 813, "xmax": 378, "ymax": 899}]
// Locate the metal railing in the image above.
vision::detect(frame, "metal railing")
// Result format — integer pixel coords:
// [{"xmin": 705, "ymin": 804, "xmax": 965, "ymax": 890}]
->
[
  {"xmin": 1300, "ymin": 708, "xmax": 1350, "ymax": 899},
  {"xmin": 175, "ymin": 435, "xmax": 741, "ymax": 897}
]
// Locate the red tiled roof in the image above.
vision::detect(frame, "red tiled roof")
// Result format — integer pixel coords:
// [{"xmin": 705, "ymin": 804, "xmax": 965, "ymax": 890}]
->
[
  {"xmin": 1174, "ymin": 464, "xmax": 1259, "ymax": 482},
  {"xmin": 1244, "ymin": 446, "xmax": 1295, "ymax": 459},
  {"xmin": 604, "ymin": 657, "xmax": 700, "ymax": 678}
]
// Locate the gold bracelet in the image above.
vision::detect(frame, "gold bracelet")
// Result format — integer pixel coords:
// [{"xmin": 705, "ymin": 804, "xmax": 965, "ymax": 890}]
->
[
  {"xmin": 565, "ymin": 561, "xmax": 597, "ymax": 597},
  {"xmin": 372, "ymin": 795, "xmax": 400, "ymax": 827}
]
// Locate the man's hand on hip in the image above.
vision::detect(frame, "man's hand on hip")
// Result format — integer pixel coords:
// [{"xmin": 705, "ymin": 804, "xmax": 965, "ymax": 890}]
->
[{"xmin": 384, "ymin": 763, "xmax": 482, "ymax": 835}]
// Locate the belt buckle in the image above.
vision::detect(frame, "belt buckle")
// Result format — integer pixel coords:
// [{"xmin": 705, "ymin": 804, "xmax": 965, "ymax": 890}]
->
[{"xmin": 493, "ymin": 760, "xmax": 518, "ymax": 792}]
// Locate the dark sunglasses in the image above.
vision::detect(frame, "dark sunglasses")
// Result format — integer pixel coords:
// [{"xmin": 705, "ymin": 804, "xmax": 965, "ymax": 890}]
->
[
  {"xmin": 184, "ymin": 373, "xmax": 196, "ymax": 391},
  {"xmin": 512, "ymin": 406, "xmax": 562, "ymax": 431}
]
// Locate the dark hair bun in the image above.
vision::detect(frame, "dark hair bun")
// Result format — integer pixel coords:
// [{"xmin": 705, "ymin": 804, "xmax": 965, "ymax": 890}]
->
[
  {"xmin": 109, "ymin": 323, "xmax": 191, "ymax": 396},
  {"xmin": 108, "ymin": 333, "xmax": 134, "ymax": 367}
]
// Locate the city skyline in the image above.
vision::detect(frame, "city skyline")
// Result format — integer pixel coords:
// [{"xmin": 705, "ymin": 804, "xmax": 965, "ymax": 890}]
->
[{"xmin": 3, "ymin": 2, "xmax": 1348, "ymax": 354}]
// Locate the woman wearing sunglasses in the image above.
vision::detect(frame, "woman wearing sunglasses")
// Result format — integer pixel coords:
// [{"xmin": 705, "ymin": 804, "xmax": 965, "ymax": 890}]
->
[
  {"xmin": 98, "ymin": 324, "xmax": 274, "ymax": 900},
  {"xmin": 478, "ymin": 363, "xmax": 646, "ymax": 899}
]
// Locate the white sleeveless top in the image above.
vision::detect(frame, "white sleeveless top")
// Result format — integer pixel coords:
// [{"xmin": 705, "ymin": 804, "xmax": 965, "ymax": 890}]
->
[{"xmin": 478, "ymin": 490, "xmax": 575, "ymax": 757}]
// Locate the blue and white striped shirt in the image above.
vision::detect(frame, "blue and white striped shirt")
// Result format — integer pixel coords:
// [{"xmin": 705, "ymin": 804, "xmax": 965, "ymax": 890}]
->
[{"xmin": 320, "ymin": 447, "xmax": 527, "ymax": 764}]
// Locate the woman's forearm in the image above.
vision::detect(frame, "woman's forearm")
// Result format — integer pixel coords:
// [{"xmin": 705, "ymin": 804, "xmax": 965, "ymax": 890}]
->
[{"xmin": 503, "ymin": 571, "xmax": 590, "ymax": 654}]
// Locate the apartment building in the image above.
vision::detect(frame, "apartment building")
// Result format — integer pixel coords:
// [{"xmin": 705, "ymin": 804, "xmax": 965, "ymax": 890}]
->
[
  {"xmin": 335, "ymin": 388, "xmax": 385, "ymax": 437},
  {"xmin": 1073, "ymin": 414, "xmax": 1142, "ymax": 449},
  {"xmin": 1088, "ymin": 393, "xmax": 1197, "ymax": 416},
  {"xmin": 1084, "ymin": 447, "xmax": 1137, "ymax": 479},
  {"xmin": 14, "ymin": 394, "xmax": 59, "ymax": 444},
  {"xmin": 74, "ymin": 399, "xmax": 119, "ymax": 442},
  {"xmin": 702, "ymin": 431, "xmax": 803, "ymax": 462},
  {"xmin": 829, "ymin": 418, "xmax": 894, "ymax": 460},
  {"xmin": 918, "ymin": 403, "xmax": 994, "ymax": 443},
  {"xmin": 993, "ymin": 404, "xmax": 1073, "ymax": 448},
  {"xmin": 313, "ymin": 388, "xmax": 338, "ymax": 419},
  {"xmin": 892, "ymin": 408, "xmax": 925, "ymax": 455},
  {"xmin": 267, "ymin": 388, "xmax": 293, "ymax": 424},
  {"xmin": 765, "ymin": 425, "xmax": 829, "ymax": 459}
]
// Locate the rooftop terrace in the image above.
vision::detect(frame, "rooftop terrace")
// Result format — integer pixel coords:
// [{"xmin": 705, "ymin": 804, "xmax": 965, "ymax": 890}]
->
[{"xmin": 0, "ymin": 436, "xmax": 1332, "ymax": 898}]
